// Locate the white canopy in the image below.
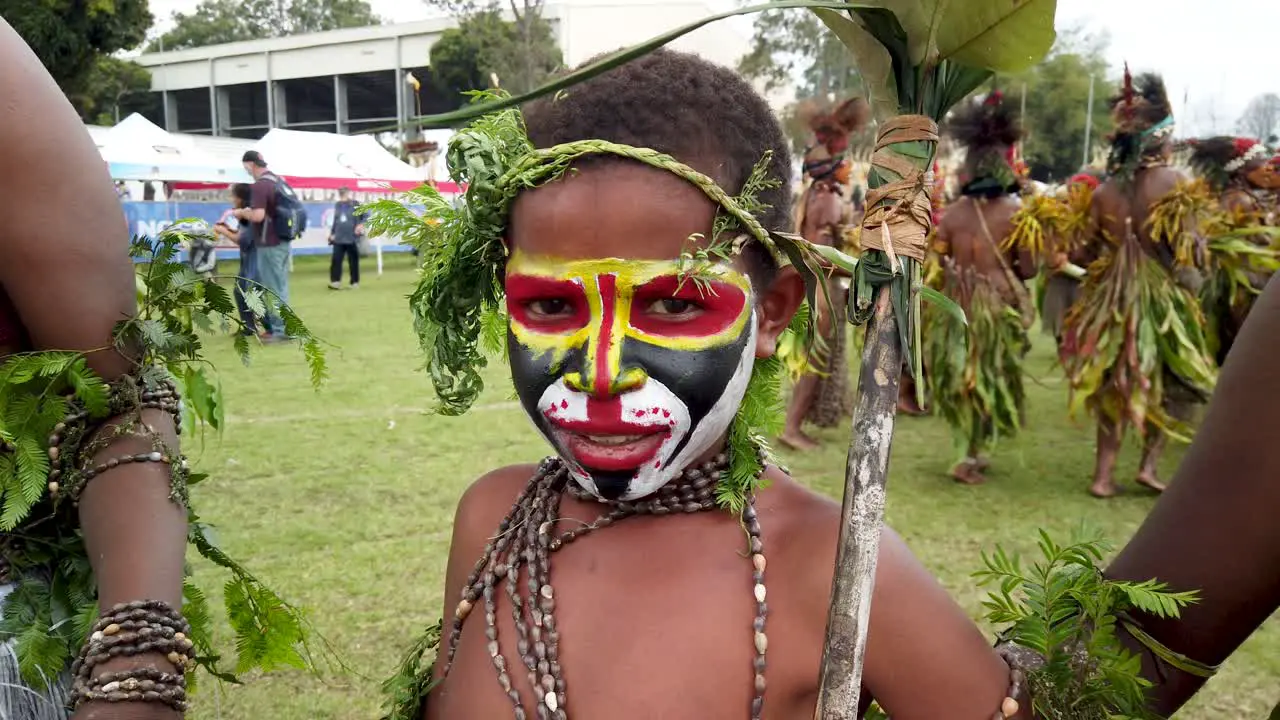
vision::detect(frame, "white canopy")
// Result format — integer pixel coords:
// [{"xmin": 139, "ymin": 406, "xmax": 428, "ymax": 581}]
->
[
  {"xmin": 251, "ymin": 128, "xmax": 427, "ymax": 192},
  {"xmin": 97, "ymin": 114, "xmax": 251, "ymax": 184}
]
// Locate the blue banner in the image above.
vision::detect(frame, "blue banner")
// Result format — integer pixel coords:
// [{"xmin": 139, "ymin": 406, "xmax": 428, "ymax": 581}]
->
[
  {"xmin": 121, "ymin": 201, "xmax": 340, "ymax": 240},
  {"xmin": 122, "ymin": 201, "xmax": 418, "ymax": 258}
]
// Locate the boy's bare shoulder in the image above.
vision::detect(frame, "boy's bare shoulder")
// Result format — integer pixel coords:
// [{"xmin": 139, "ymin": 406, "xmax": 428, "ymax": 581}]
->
[
  {"xmin": 755, "ymin": 468, "xmax": 842, "ymax": 589},
  {"xmin": 448, "ymin": 464, "xmax": 540, "ymax": 556}
]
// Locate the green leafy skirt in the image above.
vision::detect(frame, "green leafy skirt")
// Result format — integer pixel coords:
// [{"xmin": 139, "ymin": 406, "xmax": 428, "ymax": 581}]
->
[
  {"xmin": 925, "ymin": 269, "xmax": 1029, "ymax": 458},
  {"xmin": 1062, "ymin": 239, "xmax": 1216, "ymax": 435},
  {"xmin": 806, "ymin": 284, "xmax": 854, "ymax": 428}
]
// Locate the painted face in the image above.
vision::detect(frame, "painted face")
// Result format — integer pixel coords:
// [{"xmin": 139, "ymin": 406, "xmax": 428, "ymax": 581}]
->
[
  {"xmin": 506, "ymin": 250, "xmax": 756, "ymax": 501},
  {"xmin": 1245, "ymin": 158, "xmax": 1280, "ymax": 190}
]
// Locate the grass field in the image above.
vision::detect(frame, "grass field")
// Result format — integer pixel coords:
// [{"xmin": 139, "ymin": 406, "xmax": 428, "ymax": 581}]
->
[{"xmin": 186, "ymin": 255, "xmax": 1277, "ymax": 719}]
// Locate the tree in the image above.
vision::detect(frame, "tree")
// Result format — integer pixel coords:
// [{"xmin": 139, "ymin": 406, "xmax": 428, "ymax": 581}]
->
[
  {"xmin": 73, "ymin": 56, "xmax": 155, "ymax": 126},
  {"xmin": 1237, "ymin": 93, "xmax": 1280, "ymax": 145},
  {"xmin": 739, "ymin": 8, "xmax": 861, "ymax": 99},
  {"xmin": 1003, "ymin": 26, "xmax": 1112, "ymax": 182},
  {"xmin": 739, "ymin": 8, "xmax": 865, "ymax": 152},
  {"xmin": 423, "ymin": 0, "xmax": 561, "ymax": 94},
  {"xmin": 147, "ymin": 0, "xmax": 381, "ymax": 52},
  {"xmin": 5, "ymin": 0, "xmax": 152, "ymax": 104}
]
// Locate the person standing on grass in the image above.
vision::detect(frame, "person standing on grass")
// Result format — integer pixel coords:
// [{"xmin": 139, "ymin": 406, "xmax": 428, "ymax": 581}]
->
[
  {"xmin": 926, "ymin": 91, "xmax": 1036, "ymax": 486},
  {"xmin": 235, "ymin": 150, "xmax": 293, "ymax": 342},
  {"xmin": 1059, "ymin": 70, "xmax": 1216, "ymax": 499},
  {"xmin": 328, "ymin": 186, "xmax": 365, "ymax": 289},
  {"xmin": 215, "ymin": 183, "xmax": 258, "ymax": 336}
]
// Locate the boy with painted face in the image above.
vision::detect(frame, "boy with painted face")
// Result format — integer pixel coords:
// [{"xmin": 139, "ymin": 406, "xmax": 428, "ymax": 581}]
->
[{"xmin": 388, "ymin": 50, "xmax": 1027, "ymax": 720}]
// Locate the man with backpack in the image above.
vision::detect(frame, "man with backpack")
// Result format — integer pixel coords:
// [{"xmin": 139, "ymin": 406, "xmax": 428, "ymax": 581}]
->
[{"xmin": 235, "ymin": 150, "xmax": 307, "ymax": 342}]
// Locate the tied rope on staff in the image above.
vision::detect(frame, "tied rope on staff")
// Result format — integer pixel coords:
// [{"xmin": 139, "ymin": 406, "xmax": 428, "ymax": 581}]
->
[{"xmin": 849, "ymin": 115, "xmax": 939, "ymax": 398}]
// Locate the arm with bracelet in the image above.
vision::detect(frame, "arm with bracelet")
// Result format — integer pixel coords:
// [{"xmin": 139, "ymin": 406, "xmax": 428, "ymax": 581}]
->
[{"xmin": 0, "ymin": 20, "xmax": 187, "ymax": 720}]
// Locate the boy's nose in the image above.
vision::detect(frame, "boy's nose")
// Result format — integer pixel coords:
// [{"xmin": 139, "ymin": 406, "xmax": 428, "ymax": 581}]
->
[{"xmin": 563, "ymin": 366, "xmax": 647, "ymax": 398}]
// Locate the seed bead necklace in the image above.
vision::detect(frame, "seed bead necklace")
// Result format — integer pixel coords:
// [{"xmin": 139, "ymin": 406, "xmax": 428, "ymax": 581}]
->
[{"xmin": 440, "ymin": 451, "xmax": 770, "ymax": 720}]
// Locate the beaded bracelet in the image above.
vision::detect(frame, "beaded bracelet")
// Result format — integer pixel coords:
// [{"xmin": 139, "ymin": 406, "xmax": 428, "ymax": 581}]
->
[
  {"xmin": 71, "ymin": 667, "xmax": 188, "ymax": 713},
  {"xmin": 70, "ymin": 600, "xmax": 193, "ymax": 712},
  {"xmin": 47, "ymin": 372, "xmax": 190, "ymax": 508}
]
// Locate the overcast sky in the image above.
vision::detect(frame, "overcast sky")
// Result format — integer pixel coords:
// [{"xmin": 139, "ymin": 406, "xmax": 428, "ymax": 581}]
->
[{"xmin": 147, "ymin": 0, "xmax": 1279, "ymax": 137}]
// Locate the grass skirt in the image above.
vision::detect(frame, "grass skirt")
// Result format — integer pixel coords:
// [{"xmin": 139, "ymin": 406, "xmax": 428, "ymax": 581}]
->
[
  {"xmin": 806, "ymin": 285, "xmax": 854, "ymax": 428},
  {"xmin": 1062, "ymin": 236, "xmax": 1216, "ymax": 436},
  {"xmin": 925, "ymin": 267, "xmax": 1029, "ymax": 458}
]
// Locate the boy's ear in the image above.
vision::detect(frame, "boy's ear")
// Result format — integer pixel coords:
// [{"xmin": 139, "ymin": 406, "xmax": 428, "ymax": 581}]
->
[{"xmin": 754, "ymin": 266, "xmax": 806, "ymax": 358}]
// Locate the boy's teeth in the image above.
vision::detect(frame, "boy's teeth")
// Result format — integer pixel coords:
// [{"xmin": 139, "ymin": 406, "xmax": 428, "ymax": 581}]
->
[{"xmin": 584, "ymin": 433, "xmax": 645, "ymax": 445}]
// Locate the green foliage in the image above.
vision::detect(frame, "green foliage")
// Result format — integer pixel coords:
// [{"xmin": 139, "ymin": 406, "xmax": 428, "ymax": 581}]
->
[
  {"xmin": 0, "ymin": 228, "xmax": 326, "ymax": 688},
  {"xmin": 147, "ymin": 0, "xmax": 381, "ymax": 52},
  {"xmin": 379, "ymin": 619, "xmax": 442, "ymax": 720},
  {"xmin": 974, "ymin": 527, "xmax": 1199, "ymax": 720},
  {"xmin": 925, "ymin": 277, "xmax": 1028, "ymax": 460},
  {"xmin": 429, "ymin": 9, "xmax": 562, "ymax": 104},
  {"xmin": 738, "ymin": 4, "xmax": 866, "ymax": 149},
  {"xmin": 5, "ymin": 0, "xmax": 152, "ymax": 99},
  {"xmin": 1001, "ymin": 27, "xmax": 1113, "ymax": 181},
  {"xmin": 72, "ymin": 55, "xmax": 154, "ymax": 126}
]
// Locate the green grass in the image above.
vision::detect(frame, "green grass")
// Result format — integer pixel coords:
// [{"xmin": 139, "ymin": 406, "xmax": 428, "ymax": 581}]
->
[{"xmin": 187, "ymin": 255, "xmax": 1277, "ymax": 719}]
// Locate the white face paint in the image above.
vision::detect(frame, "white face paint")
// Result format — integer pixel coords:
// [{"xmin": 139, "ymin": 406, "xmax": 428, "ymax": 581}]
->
[{"xmin": 534, "ymin": 322, "xmax": 757, "ymax": 501}]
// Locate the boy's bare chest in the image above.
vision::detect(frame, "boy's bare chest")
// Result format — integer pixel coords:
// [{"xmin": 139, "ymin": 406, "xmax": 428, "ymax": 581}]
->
[{"xmin": 428, "ymin": 515, "xmax": 822, "ymax": 719}]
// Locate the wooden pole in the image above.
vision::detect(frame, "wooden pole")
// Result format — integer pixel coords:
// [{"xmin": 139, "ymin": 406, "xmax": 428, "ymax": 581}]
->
[{"xmin": 815, "ymin": 283, "xmax": 902, "ymax": 718}]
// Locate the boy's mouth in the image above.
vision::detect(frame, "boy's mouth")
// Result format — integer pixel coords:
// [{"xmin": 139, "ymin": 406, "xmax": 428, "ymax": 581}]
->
[{"xmin": 549, "ymin": 420, "xmax": 671, "ymax": 473}]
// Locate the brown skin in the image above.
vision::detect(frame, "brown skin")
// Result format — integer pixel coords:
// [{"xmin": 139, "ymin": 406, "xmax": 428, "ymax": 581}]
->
[
  {"xmin": 1086, "ymin": 161, "xmax": 1189, "ymax": 498},
  {"xmin": 0, "ymin": 20, "xmax": 186, "ymax": 720},
  {"xmin": 426, "ymin": 164, "xmax": 1018, "ymax": 720},
  {"xmin": 780, "ymin": 179, "xmax": 847, "ymax": 452},
  {"xmin": 933, "ymin": 193, "xmax": 1035, "ymax": 483},
  {"xmin": 1107, "ymin": 272, "xmax": 1280, "ymax": 716}
]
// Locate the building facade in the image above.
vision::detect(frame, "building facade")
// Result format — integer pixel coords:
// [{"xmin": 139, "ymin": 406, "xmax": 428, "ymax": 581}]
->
[{"xmin": 135, "ymin": 1, "xmax": 757, "ymax": 140}]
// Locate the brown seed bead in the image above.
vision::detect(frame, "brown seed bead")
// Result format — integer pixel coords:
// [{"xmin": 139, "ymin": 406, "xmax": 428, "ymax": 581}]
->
[{"xmin": 1001, "ymin": 697, "xmax": 1019, "ymax": 717}]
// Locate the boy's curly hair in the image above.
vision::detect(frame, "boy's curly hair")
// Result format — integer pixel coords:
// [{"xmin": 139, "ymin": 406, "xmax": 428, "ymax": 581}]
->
[{"xmin": 522, "ymin": 48, "xmax": 793, "ymax": 284}]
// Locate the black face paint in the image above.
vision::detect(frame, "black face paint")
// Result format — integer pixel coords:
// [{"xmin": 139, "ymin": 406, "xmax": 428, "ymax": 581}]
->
[{"xmin": 508, "ymin": 326, "xmax": 754, "ymax": 499}]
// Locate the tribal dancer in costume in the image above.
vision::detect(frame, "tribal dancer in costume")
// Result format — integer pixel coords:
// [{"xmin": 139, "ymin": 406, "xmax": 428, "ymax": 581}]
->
[
  {"xmin": 926, "ymin": 91, "xmax": 1035, "ymax": 485},
  {"xmin": 1062, "ymin": 69, "xmax": 1217, "ymax": 499},
  {"xmin": 1186, "ymin": 136, "xmax": 1280, "ymax": 364},
  {"xmin": 780, "ymin": 97, "xmax": 868, "ymax": 450},
  {"xmin": 377, "ymin": 49, "xmax": 1031, "ymax": 720}
]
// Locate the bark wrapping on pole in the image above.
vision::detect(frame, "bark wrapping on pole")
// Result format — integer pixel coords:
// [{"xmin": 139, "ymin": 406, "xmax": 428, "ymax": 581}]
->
[{"xmin": 815, "ymin": 114, "xmax": 938, "ymax": 719}]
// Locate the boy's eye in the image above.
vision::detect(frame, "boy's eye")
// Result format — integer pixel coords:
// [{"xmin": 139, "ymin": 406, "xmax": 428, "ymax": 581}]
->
[
  {"xmin": 526, "ymin": 298, "xmax": 575, "ymax": 318},
  {"xmin": 645, "ymin": 298, "xmax": 700, "ymax": 317}
]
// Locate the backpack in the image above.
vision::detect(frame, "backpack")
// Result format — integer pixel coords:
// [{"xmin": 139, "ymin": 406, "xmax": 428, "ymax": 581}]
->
[{"xmin": 264, "ymin": 172, "xmax": 308, "ymax": 242}]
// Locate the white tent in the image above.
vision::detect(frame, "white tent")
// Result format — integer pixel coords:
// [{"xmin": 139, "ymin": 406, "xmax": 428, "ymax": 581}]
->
[
  {"xmin": 98, "ymin": 114, "xmax": 250, "ymax": 184},
  {"xmin": 251, "ymin": 128, "xmax": 428, "ymax": 192}
]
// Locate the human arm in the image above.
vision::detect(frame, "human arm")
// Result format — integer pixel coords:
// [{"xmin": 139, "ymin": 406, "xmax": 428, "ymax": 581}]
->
[
  {"xmin": 790, "ymin": 486, "xmax": 1023, "ymax": 720},
  {"xmin": 861, "ymin": 529, "xmax": 1024, "ymax": 719},
  {"xmin": 0, "ymin": 19, "xmax": 185, "ymax": 719},
  {"xmin": 236, "ymin": 181, "xmax": 270, "ymax": 224},
  {"xmin": 1106, "ymin": 276, "xmax": 1280, "ymax": 716}
]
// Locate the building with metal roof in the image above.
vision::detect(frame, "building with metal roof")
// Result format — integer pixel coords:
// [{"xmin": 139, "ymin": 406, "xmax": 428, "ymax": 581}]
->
[{"xmin": 134, "ymin": 1, "xmax": 757, "ymax": 139}]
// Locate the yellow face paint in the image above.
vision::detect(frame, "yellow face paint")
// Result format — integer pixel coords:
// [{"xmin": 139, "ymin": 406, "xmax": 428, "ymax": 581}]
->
[{"xmin": 504, "ymin": 250, "xmax": 754, "ymax": 397}]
